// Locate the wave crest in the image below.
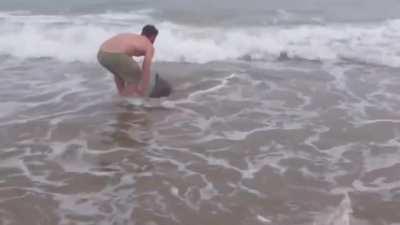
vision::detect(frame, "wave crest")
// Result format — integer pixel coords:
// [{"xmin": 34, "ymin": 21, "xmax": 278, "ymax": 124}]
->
[{"xmin": 1, "ymin": 11, "xmax": 400, "ymax": 66}]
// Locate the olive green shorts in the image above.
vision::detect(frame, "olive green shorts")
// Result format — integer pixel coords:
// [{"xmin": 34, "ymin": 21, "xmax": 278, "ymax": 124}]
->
[
  {"xmin": 97, "ymin": 50, "xmax": 142, "ymax": 84},
  {"xmin": 97, "ymin": 50, "xmax": 172, "ymax": 98}
]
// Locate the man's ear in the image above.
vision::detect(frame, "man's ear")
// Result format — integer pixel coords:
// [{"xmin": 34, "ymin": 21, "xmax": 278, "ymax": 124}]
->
[{"xmin": 150, "ymin": 35, "xmax": 157, "ymax": 43}]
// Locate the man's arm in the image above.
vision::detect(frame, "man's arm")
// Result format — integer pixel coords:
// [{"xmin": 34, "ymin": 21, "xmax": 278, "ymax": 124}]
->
[{"xmin": 139, "ymin": 45, "xmax": 154, "ymax": 96}]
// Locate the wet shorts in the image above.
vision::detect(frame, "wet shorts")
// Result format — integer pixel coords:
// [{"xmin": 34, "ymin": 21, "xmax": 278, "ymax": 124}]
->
[
  {"xmin": 97, "ymin": 50, "xmax": 172, "ymax": 98},
  {"xmin": 97, "ymin": 50, "xmax": 141, "ymax": 84}
]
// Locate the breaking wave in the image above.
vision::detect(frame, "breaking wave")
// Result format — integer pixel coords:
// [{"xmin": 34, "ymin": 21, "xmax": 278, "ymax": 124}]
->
[{"xmin": 1, "ymin": 11, "xmax": 400, "ymax": 66}]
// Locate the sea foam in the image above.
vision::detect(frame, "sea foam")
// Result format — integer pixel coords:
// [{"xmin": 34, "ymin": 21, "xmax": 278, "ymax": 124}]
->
[{"xmin": 1, "ymin": 11, "xmax": 400, "ymax": 66}]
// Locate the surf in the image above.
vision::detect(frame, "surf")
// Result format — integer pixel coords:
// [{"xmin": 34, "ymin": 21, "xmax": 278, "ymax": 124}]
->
[{"xmin": 1, "ymin": 11, "xmax": 400, "ymax": 67}]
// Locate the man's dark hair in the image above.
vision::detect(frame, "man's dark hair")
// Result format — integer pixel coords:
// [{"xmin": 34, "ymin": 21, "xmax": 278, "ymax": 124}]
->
[{"xmin": 141, "ymin": 24, "xmax": 158, "ymax": 38}]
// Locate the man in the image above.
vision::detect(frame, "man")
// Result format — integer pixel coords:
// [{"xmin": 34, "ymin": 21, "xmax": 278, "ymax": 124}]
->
[{"xmin": 98, "ymin": 25, "xmax": 170, "ymax": 98}]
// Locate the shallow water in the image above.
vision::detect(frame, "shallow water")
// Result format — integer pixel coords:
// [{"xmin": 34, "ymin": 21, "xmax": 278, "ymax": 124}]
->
[
  {"xmin": 0, "ymin": 57, "xmax": 399, "ymax": 225},
  {"xmin": 1, "ymin": 1, "xmax": 400, "ymax": 224}
]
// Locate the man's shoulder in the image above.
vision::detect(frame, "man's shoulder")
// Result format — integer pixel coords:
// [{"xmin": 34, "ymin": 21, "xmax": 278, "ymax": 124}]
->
[
  {"xmin": 128, "ymin": 34, "xmax": 149, "ymax": 43},
  {"xmin": 114, "ymin": 33, "xmax": 140, "ymax": 39}
]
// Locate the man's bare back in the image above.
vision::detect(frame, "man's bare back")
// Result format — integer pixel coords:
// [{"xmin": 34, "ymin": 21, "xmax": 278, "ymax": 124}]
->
[{"xmin": 100, "ymin": 33, "xmax": 153, "ymax": 57}]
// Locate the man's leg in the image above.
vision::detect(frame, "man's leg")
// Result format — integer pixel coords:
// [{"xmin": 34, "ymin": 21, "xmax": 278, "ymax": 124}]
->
[
  {"xmin": 113, "ymin": 75, "xmax": 125, "ymax": 95},
  {"xmin": 97, "ymin": 51, "xmax": 128, "ymax": 96},
  {"xmin": 117, "ymin": 56, "xmax": 142, "ymax": 97},
  {"xmin": 119, "ymin": 82, "xmax": 140, "ymax": 97}
]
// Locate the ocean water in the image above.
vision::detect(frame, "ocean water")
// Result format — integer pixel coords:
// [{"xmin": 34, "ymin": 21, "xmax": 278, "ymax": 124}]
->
[{"xmin": 0, "ymin": 1, "xmax": 400, "ymax": 225}]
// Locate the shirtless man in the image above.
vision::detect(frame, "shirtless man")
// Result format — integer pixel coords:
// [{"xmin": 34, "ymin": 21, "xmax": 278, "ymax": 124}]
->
[{"xmin": 97, "ymin": 25, "xmax": 158, "ymax": 97}]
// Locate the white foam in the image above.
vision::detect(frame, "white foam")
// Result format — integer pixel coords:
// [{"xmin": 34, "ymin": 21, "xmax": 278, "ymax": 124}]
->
[
  {"xmin": 188, "ymin": 74, "xmax": 235, "ymax": 100},
  {"xmin": 170, "ymin": 186, "xmax": 179, "ymax": 196},
  {"xmin": 1, "ymin": 12, "xmax": 400, "ymax": 66},
  {"xmin": 257, "ymin": 215, "xmax": 272, "ymax": 223},
  {"xmin": 198, "ymin": 174, "xmax": 219, "ymax": 200},
  {"xmin": 160, "ymin": 100, "xmax": 176, "ymax": 108},
  {"xmin": 124, "ymin": 97, "xmax": 145, "ymax": 106},
  {"xmin": 314, "ymin": 192, "xmax": 352, "ymax": 225}
]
